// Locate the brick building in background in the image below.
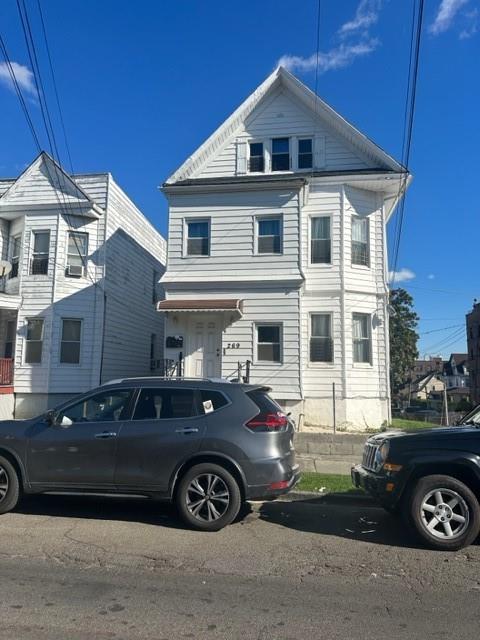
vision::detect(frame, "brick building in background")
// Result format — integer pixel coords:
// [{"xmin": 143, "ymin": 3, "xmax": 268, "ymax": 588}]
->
[{"xmin": 467, "ymin": 300, "xmax": 480, "ymax": 405}]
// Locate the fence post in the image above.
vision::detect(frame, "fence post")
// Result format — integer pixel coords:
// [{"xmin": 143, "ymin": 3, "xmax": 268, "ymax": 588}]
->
[{"xmin": 332, "ymin": 381, "xmax": 336, "ymax": 435}]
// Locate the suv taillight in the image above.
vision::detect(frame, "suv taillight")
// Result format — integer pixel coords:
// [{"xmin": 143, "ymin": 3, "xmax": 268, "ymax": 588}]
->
[{"xmin": 246, "ymin": 411, "xmax": 288, "ymax": 432}]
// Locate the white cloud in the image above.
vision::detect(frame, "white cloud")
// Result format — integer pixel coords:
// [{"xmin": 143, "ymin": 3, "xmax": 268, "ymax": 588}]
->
[
  {"xmin": 278, "ymin": 39, "xmax": 379, "ymax": 74},
  {"xmin": 0, "ymin": 61, "xmax": 36, "ymax": 96},
  {"xmin": 459, "ymin": 8, "xmax": 479, "ymax": 38},
  {"xmin": 338, "ymin": 0, "xmax": 381, "ymax": 37},
  {"xmin": 388, "ymin": 268, "xmax": 416, "ymax": 283},
  {"xmin": 429, "ymin": 0, "xmax": 469, "ymax": 35},
  {"xmin": 427, "ymin": 273, "xmax": 435, "ymax": 280}
]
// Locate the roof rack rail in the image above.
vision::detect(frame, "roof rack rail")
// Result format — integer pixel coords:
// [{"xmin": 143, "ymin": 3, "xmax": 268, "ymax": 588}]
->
[{"xmin": 102, "ymin": 376, "xmax": 233, "ymax": 386}]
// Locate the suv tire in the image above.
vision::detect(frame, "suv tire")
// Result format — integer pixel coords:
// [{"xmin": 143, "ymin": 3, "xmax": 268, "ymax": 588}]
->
[
  {"xmin": 176, "ymin": 463, "xmax": 242, "ymax": 531},
  {"xmin": 407, "ymin": 474, "xmax": 480, "ymax": 551},
  {"xmin": 0, "ymin": 455, "xmax": 20, "ymax": 515}
]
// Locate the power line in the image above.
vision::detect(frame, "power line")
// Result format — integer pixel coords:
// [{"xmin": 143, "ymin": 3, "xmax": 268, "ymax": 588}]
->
[
  {"xmin": 390, "ymin": 0, "xmax": 425, "ymax": 286},
  {"xmin": 420, "ymin": 324, "xmax": 463, "ymax": 335}
]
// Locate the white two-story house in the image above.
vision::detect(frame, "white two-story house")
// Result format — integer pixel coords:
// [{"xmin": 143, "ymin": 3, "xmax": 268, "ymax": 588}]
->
[
  {"xmin": 0, "ymin": 152, "xmax": 166, "ymax": 418},
  {"xmin": 158, "ymin": 67, "xmax": 410, "ymax": 430}
]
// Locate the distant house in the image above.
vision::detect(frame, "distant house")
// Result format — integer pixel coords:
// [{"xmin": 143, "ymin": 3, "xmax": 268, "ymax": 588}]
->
[
  {"xmin": 467, "ymin": 300, "xmax": 480, "ymax": 405},
  {"xmin": 410, "ymin": 356, "xmax": 444, "ymax": 379},
  {"xmin": 157, "ymin": 66, "xmax": 410, "ymax": 430},
  {"xmin": 443, "ymin": 353, "xmax": 470, "ymax": 390},
  {"xmin": 0, "ymin": 152, "xmax": 166, "ymax": 418}
]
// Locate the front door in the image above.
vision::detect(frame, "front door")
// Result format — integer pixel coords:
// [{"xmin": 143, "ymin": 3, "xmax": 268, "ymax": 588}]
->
[
  {"xmin": 189, "ymin": 318, "xmax": 221, "ymax": 378},
  {"xmin": 114, "ymin": 386, "xmax": 207, "ymax": 491},
  {"xmin": 26, "ymin": 388, "xmax": 134, "ymax": 488}
]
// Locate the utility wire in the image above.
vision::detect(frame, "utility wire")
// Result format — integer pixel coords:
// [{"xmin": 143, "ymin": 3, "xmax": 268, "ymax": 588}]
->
[{"xmin": 390, "ymin": 0, "xmax": 425, "ymax": 286}]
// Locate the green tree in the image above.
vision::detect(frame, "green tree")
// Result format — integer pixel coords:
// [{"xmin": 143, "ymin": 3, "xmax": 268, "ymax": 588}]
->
[{"xmin": 389, "ymin": 288, "xmax": 419, "ymax": 397}]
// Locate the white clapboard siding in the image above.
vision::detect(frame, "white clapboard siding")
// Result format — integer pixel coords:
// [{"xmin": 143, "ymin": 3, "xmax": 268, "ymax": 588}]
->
[
  {"xmin": 164, "ymin": 188, "xmax": 302, "ymax": 283},
  {"xmin": 196, "ymin": 88, "xmax": 374, "ymax": 179},
  {"xmin": 100, "ymin": 177, "xmax": 166, "ymax": 383},
  {"xmin": 165, "ymin": 285, "xmax": 301, "ymax": 400}
]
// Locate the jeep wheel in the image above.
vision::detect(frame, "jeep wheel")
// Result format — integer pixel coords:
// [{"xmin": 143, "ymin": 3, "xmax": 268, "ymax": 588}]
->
[
  {"xmin": 176, "ymin": 463, "xmax": 242, "ymax": 531},
  {"xmin": 0, "ymin": 455, "xmax": 20, "ymax": 515},
  {"xmin": 408, "ymin": 474, "xmax": 480, "ymax": 551}
]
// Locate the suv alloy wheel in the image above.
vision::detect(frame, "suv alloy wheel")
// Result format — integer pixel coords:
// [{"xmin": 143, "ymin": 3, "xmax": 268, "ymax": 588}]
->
[
  {"xmin": 408, "ymin": 474, "xmax": 480, "ymax": 551},
  {"xmin": 0, "ymin": 455, "xmax": 20, "ymax": 515},
  {"xmin": 176, "ymin": 463, "xmax": 242, "ymax": 531}
]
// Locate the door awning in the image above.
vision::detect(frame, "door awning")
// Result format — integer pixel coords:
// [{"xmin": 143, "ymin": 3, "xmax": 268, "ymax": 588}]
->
[{"xmin": 157, "ymin": 299, "xmax": 243, "ymax": 318}]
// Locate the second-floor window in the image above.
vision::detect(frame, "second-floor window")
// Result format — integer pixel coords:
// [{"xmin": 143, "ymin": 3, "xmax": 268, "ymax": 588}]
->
[
  {"xmin": 186, "ymin": 220, "xmax": 210, "ymax": 256},
  {"xmin": 271, "ymin": 138, "xmax": 290, "ymax": 171},
  {"xmin": 257, "ymin": 217, "xmax": 282, "ymax": 254},
  {"xmin": 248, "ymin": 142, "xmax": 264, "ymax": 172},
  {"xmin": 25, "ymin": 318, "xmax": 44, "ymax": 364},
  {"xmin": 352, "ymin": 217, "xmax": 369, "ymax": 266},
  {"xmin": 9, "ymin": 235, "xmax": 21, "ymax": 279},
  {"xmin": 311, "ymin": 217, "xmax": 331, "ymax": 264},
  {"xmin": 60, "ymin": 318, "xmax": 82, "ymax": 364},
  {"xmin": 67, "ymin": 231, "xmax": 88, "ymax": 277},
  {"xmin": 30, "ymin": 231, "xmax": 50, "ymax": 275},
  {"xmin": 298, "ymin": 138, "xmax": 313, "ymax": 169}
]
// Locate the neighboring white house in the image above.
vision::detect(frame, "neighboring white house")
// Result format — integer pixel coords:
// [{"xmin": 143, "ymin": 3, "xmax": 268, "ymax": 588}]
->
[
  {"xmin": 0, "ymin": 152, "xmax": 166, "ymax": 418},
  {"xmin": 158, "ymin": 66, "xmax": 410, "ymax": 430}
]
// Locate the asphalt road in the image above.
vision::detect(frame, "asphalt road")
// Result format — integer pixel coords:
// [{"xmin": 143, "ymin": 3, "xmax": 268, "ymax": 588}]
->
[{"xmin": 1, "ymin": 493, "xmax": 479, "ymax": 639}]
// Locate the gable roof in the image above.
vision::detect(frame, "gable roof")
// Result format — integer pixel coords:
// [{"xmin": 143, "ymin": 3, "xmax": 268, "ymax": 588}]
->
[
  {"xmin": 165, "ymin": 66, "xmax": 405, "ymax": 185},
  {"xmin": 0, "ymin": 152, "xmax": 103, "ymax": 217}
]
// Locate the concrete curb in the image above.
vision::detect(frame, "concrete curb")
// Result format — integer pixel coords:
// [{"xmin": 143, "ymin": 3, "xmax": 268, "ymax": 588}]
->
[{"xmin": 279, "ymin": 490, "xmax": 375, "ymax": 506}]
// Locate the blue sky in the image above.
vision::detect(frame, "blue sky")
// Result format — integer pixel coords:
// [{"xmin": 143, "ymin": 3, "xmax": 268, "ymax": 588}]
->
[{"xmin": 0, "ymin": 0, "xmax": 478, "ymax": 358}]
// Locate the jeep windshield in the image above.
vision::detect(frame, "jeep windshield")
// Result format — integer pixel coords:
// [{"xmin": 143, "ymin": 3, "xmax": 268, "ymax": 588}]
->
[{"xmin": 458, "ymin": 404, "xmax": 480, "ymax": 427}]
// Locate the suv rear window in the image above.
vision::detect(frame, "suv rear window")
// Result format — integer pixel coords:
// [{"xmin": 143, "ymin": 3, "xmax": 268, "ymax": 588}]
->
[
  {"xmin": 200, "ymin": 390, "xmax": 229, "ymax": 413},
  {"xmin": 246, "ymin": 388, "xmax": 281, "ymax": 412}
]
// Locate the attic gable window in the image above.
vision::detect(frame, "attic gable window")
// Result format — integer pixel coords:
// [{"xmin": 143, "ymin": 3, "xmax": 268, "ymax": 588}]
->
[
  {"xmin": 248, "ymin": 142, "xmax": 264, "ymax": 173},
  {"xmin": 298, "ymin": 138, "xmax": 313, "ymax": 169},
  {"xmin": 271, "ymin": 138, "xmax": 290, "ymax": 171},
  {"xmin": 186, "ymin": 219, "xmax": 210, "ymax": 256}
]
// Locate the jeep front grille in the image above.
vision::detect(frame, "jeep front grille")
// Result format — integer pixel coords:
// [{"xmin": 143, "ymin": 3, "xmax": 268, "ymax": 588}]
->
[{"xmin": 362, "ymin": 442, "xmax": 379, "ymax": 471}]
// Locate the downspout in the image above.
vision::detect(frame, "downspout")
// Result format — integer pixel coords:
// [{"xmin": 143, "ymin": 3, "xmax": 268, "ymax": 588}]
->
[
  {"xmin": 340, "ymin": 186, "xmax": 347, "ymax": 410},
  {"xmin": 297, "ymin": 183, "xmax": 307, "ymax": 429},
  {"xmin": 381, "ymin": 195, "xmax": 392, "ymax": 425},
  {"xmin": 98, "ymin": 174, "xmax": 110, "ymax": 385}
]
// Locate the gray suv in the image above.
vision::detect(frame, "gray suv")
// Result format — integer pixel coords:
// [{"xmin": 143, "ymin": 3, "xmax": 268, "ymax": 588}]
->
[{"xmin": 0, "ymin": 378, "xmax": 299, "ymax": 531}]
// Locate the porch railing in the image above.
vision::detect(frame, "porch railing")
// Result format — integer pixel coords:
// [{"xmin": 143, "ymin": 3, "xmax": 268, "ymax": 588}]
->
[{"xmin": 0, "ymin": 358, "xmax": 14, "ymax": 385}]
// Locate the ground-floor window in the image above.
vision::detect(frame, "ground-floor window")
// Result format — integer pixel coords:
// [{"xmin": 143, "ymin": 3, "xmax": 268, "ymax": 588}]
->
[
  {"xmin": 25, "ymin": 318, "xmax": 44, "ymax": 364},
  {"xmin": 352, "ymin": 313, "xmax": 371, "ymax": 363},
  {"xmin": 60, "ymin": 318, "xmax": 82, "ymax": 364},
  {"xmin": 256, "ymin": 324, "xmax": 282, "ymax": 363},
  {"xmin": 310, "ymin": 314, "xmax": 333, "ymax": 362}
]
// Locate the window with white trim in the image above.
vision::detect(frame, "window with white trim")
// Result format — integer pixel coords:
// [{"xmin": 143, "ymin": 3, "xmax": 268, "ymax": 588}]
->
[
  {"xmin": 271, "ymin": 138, "xmax": 290, "ymax": 171},
  {"xmin": 186, "ymin": 219, "xmax": 210, "ymax": 256},
  {"xmin": 67, "ymin": 231, "xmax": 88, "ymax": 276},
  {"xmin": 352, "ymin": 217, "xmax": 369, "ymax": 266},
  {"xmin": 352, "ymin": 313, "xmax": 371, "ymax": 363},
  {"xmin": 9, "ymin": 235, "xmax": 21, "ymax": 279},
  {"xmin": 310, "ymin": 314, "xmax": 333, "ymax": 362},
  {"xmin": 60, "ymin": 319, "xmax": 82, "ymax": 364},
  {"xmin": 25, "ymin": 318, "xmax": 44, "ymax": 364},
  {"xmin": 30, "ymin": 231, "xmax": 50, "ymax": 275},
  {"xmin": 256, "ymin": 324, "xmax": 281, "ymax": 363},
  {"xmin": 310, "ymin": 217, "xmax": 331, "ymax": 264},
  {"xmin": 257, "ymin": 217, "xmax": 282, "ymax": 254},
  {"xmin": 298, "ymin": 138, "xmax": 313, "ymax": 169},
  {"xmin": 248, "ymin": 142, "xmax": 264, "ymax": 173}
]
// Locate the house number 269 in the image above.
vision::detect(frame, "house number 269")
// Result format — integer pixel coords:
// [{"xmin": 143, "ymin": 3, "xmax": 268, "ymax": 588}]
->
[{"xmin": 226, "ymin": 343, "xmax": 240, "ymax": 349}]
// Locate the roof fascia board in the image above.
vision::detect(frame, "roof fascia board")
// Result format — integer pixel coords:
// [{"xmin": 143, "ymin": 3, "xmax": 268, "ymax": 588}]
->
[{"xmin": 162, "ymin": 177, "xmax": 305, "ymax": 196}]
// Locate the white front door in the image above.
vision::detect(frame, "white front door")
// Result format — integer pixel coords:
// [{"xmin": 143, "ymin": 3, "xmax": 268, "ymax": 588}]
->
[{"xmin": 188, "ymin": 318, "xmax": 221, "ymax": 378}]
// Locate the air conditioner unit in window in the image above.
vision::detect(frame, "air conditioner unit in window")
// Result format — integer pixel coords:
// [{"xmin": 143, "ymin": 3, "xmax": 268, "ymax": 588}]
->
[{"xmin": 66, "ymin": 264, "xmax": 83, "ymax": 277}]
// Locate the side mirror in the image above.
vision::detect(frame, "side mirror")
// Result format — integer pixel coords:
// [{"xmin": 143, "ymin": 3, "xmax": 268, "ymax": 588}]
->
[
  {"xmin": 45, "ymin": 410, "xmax": 73, "ymax": 428},
  {"xmin": 45, "ymin": 409, "xmax": 57, "ymax": 425}
]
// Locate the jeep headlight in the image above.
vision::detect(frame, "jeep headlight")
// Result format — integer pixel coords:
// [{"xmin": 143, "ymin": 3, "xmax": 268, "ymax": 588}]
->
[{"xmin": 374, "ymin": 440, "xmax": 390, "ymax": 471}]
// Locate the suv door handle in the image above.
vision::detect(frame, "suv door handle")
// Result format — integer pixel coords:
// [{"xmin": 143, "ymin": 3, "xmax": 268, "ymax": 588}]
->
[
  {"xmin": 95, "ymin": 431, "xmax": 117, "ymax": 439},
  {"xmin": 175, "ymin": 427, "xmax": 199, "ymax": 434}
]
